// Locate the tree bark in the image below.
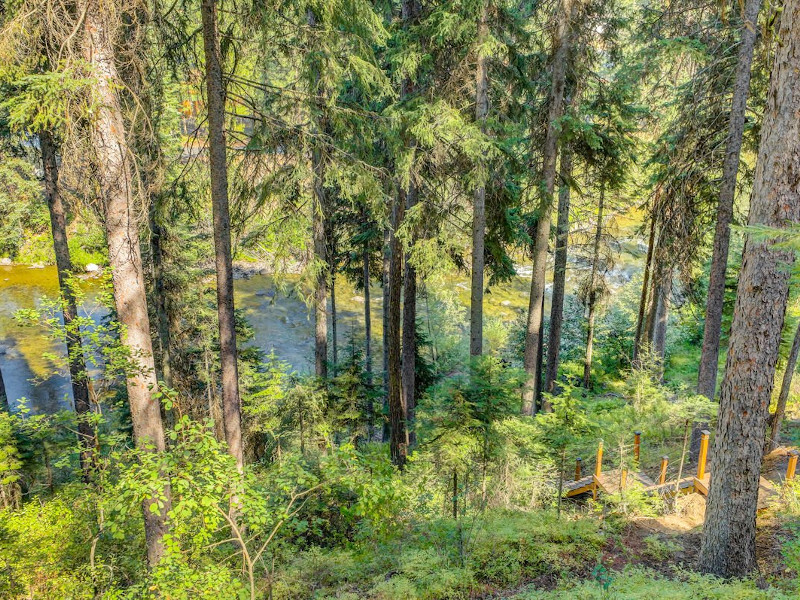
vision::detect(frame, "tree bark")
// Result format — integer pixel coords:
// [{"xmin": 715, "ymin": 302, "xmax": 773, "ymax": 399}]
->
[
  {"xmin": 522, "ymin": 0, "xmax": 572, "ymax": 415},
  {"xmin": 382, "ymin": 227, "xmax": 390, "ymax": 442},
  {"xmin": 698, "ymin": 2, "xmax": 800, "ymax": 576},
  {"xmin": 583, "ymin": 180, "xmax": 604, "ymax": 388},
  {"xmin": 149, "ymin": 200, "xmax": 172, "ymax": 389},
  {"xmin": 331, "ymin": 266, "xmax": 338, "ymax": 376},
  {"xmin": 633, "ymin": 212, "xmax": 657, "ymax": 363},
  {"xmin": 470, "ymin": 3, "xmax": 489, "ymax": 357},
  {"xmin": 697, "ymin": 0, "xmax": 763, "ymax": 399},
  {"xmin": 768, "ymin": 320, "xmax": 800, "ymax": 452},
  {"xmin": 84, "ymin": 0, "xmax": 169, "ymax": 566},
  {"xmin": 652, "ymin": 273, "xmax": 670, "ymax": 368},
  {"xmin": 40, "ymin": 130, "xmax": 97, "ymax": 480},
  {"xmin": 544, "ymin": 147, "xmax": 573, "ymax": 393},
  {"xmin": 307, "ymin": 7, "xmax": 329, "ymax": 381},
  {"xmin": 363, "ymin": 248, "xmax": 373, "ymax": 434},
  {"xmin": 388, "ymin": 192, "xmax": 407, "ymax": 467},
  {"xmin": 402, "ymin": 184, "xmax": 418, "ymax": 447},
  {"xmin": 200, "ymin": 0, "xmax": 244, "ymax": 470}
]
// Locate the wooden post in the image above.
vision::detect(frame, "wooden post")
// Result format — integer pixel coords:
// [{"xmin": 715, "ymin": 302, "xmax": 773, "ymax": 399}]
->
[
  {"xmin": 696, "ymin": 430, "xmax": 710, "ymax": 480},
  {"xmin": 787, "ymin": 450, "xmax": 799, "ymax": 481},
  {"xmin": 593, "ymin": 441, "xmax": 603, "ymax": 500},
  {"xmin": 575, "ymin": 457, "xmax": 582, "ymax": 481},
  {"xmin": 595, "ymin": 441, "xmax": 603, "ymax": 477},
  {"xmin": 620, "ymin": 468, "xmax": 628, "ymax": 492},
  {"xmin": 659, "ymin": 455, "xmax": 668, "ymax": 484},
  {"xmin": 633, "ymin": 430, "xmax": 641, "ymax": 464}
]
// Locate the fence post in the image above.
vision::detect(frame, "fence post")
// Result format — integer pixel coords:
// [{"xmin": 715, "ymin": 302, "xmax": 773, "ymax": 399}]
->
[
  {"xmin": 593, "ymin": 441, "xmax": 604, "ymax": 500},
  {"xmin": 634, "ymin": 431, "xmax": 641, "ymax": 464},
  {"xmin": 659, "ymin": 455, "xmax": 668, "ymax": 484},
  {"xmin": 696, "ymin": 430, "xmax": 710, "ymax": 480},
  {"xmin": 787, "ymin": 450, "xmax": 799, "ymax": 481},
  {"xmin": 575, "ymin": 457, "xmax": 582, "ymax": 481},
  {"xmin": 620, "ymin": 468, "xmax": 628, "ymax": 492}
]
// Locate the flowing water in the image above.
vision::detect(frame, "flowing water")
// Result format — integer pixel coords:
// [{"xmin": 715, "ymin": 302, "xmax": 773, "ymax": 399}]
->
[{"xmin": 0, "ymin": 264, "xmax": 538, "ymax": 414}]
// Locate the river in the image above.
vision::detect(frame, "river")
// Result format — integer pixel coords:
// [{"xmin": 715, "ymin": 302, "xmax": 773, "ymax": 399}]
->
[{"xmin": 1, "ymin": 265, "xmax": 534, "ymax": 414}]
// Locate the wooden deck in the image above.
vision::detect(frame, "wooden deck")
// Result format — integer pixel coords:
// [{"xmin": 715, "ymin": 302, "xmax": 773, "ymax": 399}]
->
[
  {"xmin": 594, "ymin": 469, "xmax": 655, "ymax": 494},
  {"xmin": 563, "ymin": 476, "xmax": 594, "ymax": 497},
  {"xmin": 694, "ymin": 473, "xmax": 779, "ymax": 511}
]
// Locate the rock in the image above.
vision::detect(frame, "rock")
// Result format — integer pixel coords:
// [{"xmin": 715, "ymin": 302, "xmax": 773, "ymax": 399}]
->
[
  {"xmin": 0, "ymin": 257, "xmax": 11, "ymax": 266},
  {"xmin": 29, "ymin": 263, "xmax": 44, "ymax": 269},
  {"xmin": 352, "ymin": 296, "xmax": 365, "ymax": 303},
  {"xmin": 501, "ymin": 300, "xmax": 512, "ymax": 306},
  {"xmin": 85, "ymin": 263, "xmax": 101, "ymax": 273}
]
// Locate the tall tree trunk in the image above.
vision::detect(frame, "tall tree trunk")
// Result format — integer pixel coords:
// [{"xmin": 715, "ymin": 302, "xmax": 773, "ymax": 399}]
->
[
  {"xmin": 382, "ymin": 227, "xmax": 390, "ymax": 442},
  {"xmin": 768, "ymin": 320, "xmax": 800, "ymax": 452},
  {"xmin": 200, "ymin": 0, "xmax": 244, "ymax": 470},
  {"xmin": 535, "ymin": 294, "xmax": 546, "ymax": 410},
  {"xmin": 84, "ymin": 0, "xmax": 169, "ymax": 566},
  {"xmin": 698, "ymin": 2, "xmax": 800, "ymax": 575},
  {"xmin": 307, "ymin": 7, "xmax": 329, "ymax": 381},
  {"xmin": 697, "ymin": 0, "xmax": 763, "ymax": 399},
  {"xmin": 652, "ymin": 273, "xmax": 670, "ymax": 367},
  {"xmin": 388, "ymin": 192, "xmax": 407, "ymax": 467},
  {"xmin": 583, "ymin": 180, "xmax": 604, "ymax": 388},
  {"xmin": 633, "ymin": 212, "xmax": 657, "ymax": 363},
  {"xmin": 149, "ymin": 201, "xmax": 172, "ymax": 388},
  {"xmin": 470, "ymin": 3, "xmax": 489, "ymax": 357},
  {"xmin": 363, "ymin": 248, "xmax": 373, "ymax": 434},
  {"xmin": 331, "ymin": 267, "xmax": 338, "ymax": 376},
  {"xmin": 522, "ymin": 0, "xmax": 573, "ymax": 415},
  {"xmin": 402, "ymin": 184, "xmax": 417, "ymax": 447},
  {"xmin": 40, "ymin": 130, "xmax": 96, "ymax": 480},
  {"xmin": 544, "ymin": 147, "xmax": 573, "ymax": 393}
]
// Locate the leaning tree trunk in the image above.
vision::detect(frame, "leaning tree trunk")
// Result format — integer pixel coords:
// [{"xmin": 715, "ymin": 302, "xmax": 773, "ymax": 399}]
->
[
  {"xmin": 768, "ymin": 319, "xmax": 800, "ymax": 452},
  {"xmin": 697, "ymin": 0, "xmax": 764, "ymax": 399},
  {"xmin": 544, "ymin": 147, "xmax": 573, "ymax": 393},
  {"xmin": 84, "ymin": 0, "xmax": 170, "ymax": 566},
  {"xmin": 698, "ymin": 1, "xmax": 800, "ymax": 576},
  {"xmin": 200, "ymin": 0, "xmax": 244, "ymax": 470},
  {"xmin": 402, "ymin": 184, "xmax": 418, "ymax": 447},
  {"xmin": 522, "ymin": 0, "xmax": 573, "ymax": 415},
  {"xmin": 583, "ymin": 179, "xmax": 605, "ymax": 389},
  {"xmin": 470, "ymin": 3, "xmax": 489, "ymax": 357},
  {"xmin": 40, "ymin": 130, "xmax": 96, "ymax": 480}
]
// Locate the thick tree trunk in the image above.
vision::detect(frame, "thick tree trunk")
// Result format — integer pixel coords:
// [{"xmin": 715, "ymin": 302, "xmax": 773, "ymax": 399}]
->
[
  {"xmin": 200, "ymin": 0, "xmax": 244, "ymax": 470},
  {"xmin": 768, "ymin": 320, "xmax": 800, "ymax": 452},
  {"xmin": 583, "ymin": 181, "xmax": 604, "ymax": 388},
  {"xmin": 84, "ymin": 0, "xmax": 169, "ymax": 566},
  {"xmin": 652, "ymin": 275, "xmax": 670, "ymax": 366},
  {"xmin": 388, "ymin": 193, "xmax": 407, "ymax": 467},
  {"xmin": 544, "ymin": 147, "xmax": 573, "ymax": 393},
  {"xmin": 633, "ymin": 213, "xmax": 657, "ymax": 363},
  {"xmin": 535, "ymin": 294, "xmax": 546, "ymax": 410},
  {"xmin": 522, "ymin": 0, "xmax": 572, "ymax": 415},
  {"xmin": 402, "ymin": 185, "xmax": 417, "ymax": 447},
  {"xmin": 470, "ymin": 4, "xmax": 489, "ymax": 357},
  {"xmin": 698, "ymin": 2, "xmax": 800, "ymax": 576},
  {"xmin": 697, "ymin": 0, "xmax": 763, "ymax": 399},
  {"xmin": 41, "ymin": 130, "xmax": 96, "ymax": 480}
]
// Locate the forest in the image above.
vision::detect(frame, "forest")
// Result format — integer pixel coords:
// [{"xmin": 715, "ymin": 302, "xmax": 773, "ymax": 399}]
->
[{"xmin": 0, "ymin": 0, "xmax": 800, "ymax": 596}]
